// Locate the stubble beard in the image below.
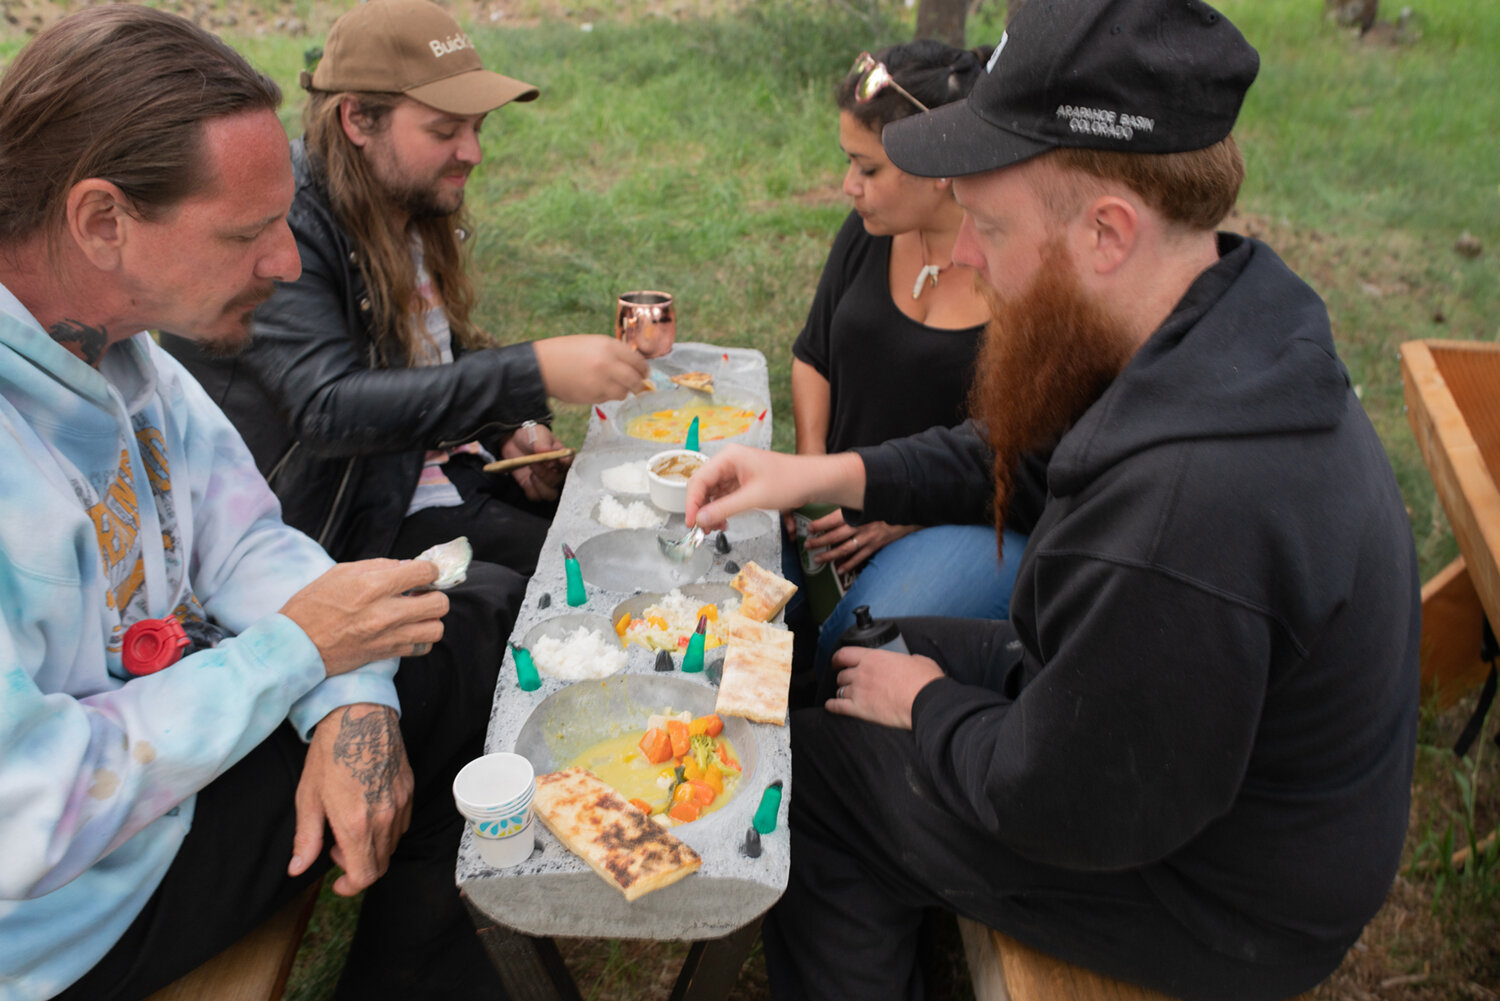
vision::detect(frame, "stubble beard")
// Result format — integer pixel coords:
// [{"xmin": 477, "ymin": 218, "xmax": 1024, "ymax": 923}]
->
[
  {"xmin": 196, "ymin": 283, "xmax": 276, "ymax": 358},
  {"xmin": 967, "ymin": 238, "xmax": 1136, "ymax": 550},
  {"xmin": 386, "ymin": 161, "xmax": 467, "ymax": 223}
]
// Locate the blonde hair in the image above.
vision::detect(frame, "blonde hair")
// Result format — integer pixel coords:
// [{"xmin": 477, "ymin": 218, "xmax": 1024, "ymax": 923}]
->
[{"xmin": 303, "ymin": 90, "xmax": 490, "ymax": 367}]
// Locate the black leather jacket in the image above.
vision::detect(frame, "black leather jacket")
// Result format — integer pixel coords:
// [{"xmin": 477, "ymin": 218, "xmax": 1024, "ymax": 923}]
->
[{"xmin": 162, "ymin": 138, "xmax": 550, "ymax": 561}]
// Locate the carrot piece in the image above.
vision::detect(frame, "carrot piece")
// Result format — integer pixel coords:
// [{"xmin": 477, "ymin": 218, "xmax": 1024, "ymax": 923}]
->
[
  {"xmin": 682, "ymin": 758, "xmax": 704, "ymax": 782},
  {"xmin": 668, "ymin": 800, "xmax": 700, "ymax": 823},
  {"xmin": 716, "ymin": 742, "xmax": 740, "ymax": 771},
  {"xmin": 703, "ymin": 763, "xmax": 724, "ymax": 795},
  {"xmin": 638, "ymin": 728, "xmax": 673, "ymax": 764},
  {"xmin": 615, "ymin": 613, "xmax": 631, "ymax": 637},
  {"xmin": 688, "ymin": 716, "xmax": 711, "ymax": 737},
  {"xmin": 696, "ymin": 604, "xmax": 718, "ymax": 623},
  {"xmin": 666, "ymin": 719, "xmax": 690, "ymax": 758},
  {"xmin": 672, "ymin": 782, "xmax": 696, "ymax": 805},
  {"xmin": 687, "ymin": 779, "xmax": 716, "ymax": 806},
  {"xmin": 628, "ymin": 798, "xmax": 654, "ymax": 815},
  {"xmin": 677, "ymin": 636, "xmax": 690, "ymax": 648},
  {"xmin": 701, "ymin": 714, "xmax": 724, "ymax": 737}
]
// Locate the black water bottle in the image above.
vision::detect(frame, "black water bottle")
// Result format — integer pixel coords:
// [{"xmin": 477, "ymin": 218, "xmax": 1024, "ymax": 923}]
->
[{"xmin": 837, "ymin": 605, "xmax": 909, "ymax": 656}]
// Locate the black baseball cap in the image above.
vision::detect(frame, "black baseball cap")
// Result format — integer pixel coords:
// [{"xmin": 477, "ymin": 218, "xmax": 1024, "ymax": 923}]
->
[{"xmin": 883, "ymin": 0, "xmax": 1259, "ymax": 178}]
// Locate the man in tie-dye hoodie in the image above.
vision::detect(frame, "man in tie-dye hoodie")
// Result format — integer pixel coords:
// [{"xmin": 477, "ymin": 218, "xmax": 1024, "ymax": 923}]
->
[{"xmin": 0, "ymin": 9, "xmax": 513, "ymax": 1001}]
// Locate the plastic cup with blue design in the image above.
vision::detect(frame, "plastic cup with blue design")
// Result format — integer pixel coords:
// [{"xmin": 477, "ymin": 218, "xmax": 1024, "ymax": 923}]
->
[{"xmin": 453, "ymin": 752, "xmax": 537, "ymax": 868}]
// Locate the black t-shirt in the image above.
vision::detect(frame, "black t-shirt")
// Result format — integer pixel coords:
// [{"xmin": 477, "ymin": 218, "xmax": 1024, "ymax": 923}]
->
[{"xmin": 792, "ymin": 211, "xmax": 984, "ymax": 454}]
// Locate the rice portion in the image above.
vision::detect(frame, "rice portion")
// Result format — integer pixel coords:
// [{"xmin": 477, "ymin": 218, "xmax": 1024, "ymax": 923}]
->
[
  {"xmin": 531, "ymin": 626, "xmax": 628, "ymax": 680},
  {"xmin": 596, "ymin": 494, "xmax": 668, "ymax": 529},
  {"xmin": 600, "ymin": 461, "xmax": 650, "ymax": 495}
]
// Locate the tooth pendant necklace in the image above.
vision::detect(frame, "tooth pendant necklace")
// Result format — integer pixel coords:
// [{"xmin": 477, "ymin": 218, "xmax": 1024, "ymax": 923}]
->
[{"xmin": 913, "ymin": 230, "xmax": 953, "ymax": 300}]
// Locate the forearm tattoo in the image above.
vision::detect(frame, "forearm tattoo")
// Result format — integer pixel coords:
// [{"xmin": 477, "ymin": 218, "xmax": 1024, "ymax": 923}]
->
[
  {"xmin": 49, "ymin": 319, "xmax": 108, "ymax": 366},
  {"xmin": 331, "ymin": 707, "xmax": 404, "ymax": 807}
]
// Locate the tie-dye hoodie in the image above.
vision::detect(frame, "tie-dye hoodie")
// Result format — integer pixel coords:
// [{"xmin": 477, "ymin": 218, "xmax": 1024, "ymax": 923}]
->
[{"xmin": 0, "ymin": 283, "xmax": 400, "ymax": 1000}]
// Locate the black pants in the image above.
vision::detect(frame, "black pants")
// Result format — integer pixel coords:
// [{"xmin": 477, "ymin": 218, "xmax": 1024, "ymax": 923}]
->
[
  {"xmin": 392, "ymin": 453, "xmax": 554, "ymax": 577},
  {"xmin": 53, "ymin": 564, "xmax": 524, "ymax": 1001},
  {"xmin": 762, "ymin": 617, "xmax": 1336, "ymax": 1001}
]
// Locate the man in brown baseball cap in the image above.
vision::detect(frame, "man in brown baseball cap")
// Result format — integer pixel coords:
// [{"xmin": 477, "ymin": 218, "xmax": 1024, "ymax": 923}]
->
[
  {"xmin": 165, "ymin": 0, "xmax": 647, "ymax": 615},
  {"xmin": 305, "ymin": 0, "xmax": 539, "ymax": 115}
]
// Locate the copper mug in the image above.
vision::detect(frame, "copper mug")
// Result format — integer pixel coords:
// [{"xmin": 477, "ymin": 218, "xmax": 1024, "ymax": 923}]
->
[{"xmin": 614, "ymin": 290, "xmax": 675, "ymax": 359}]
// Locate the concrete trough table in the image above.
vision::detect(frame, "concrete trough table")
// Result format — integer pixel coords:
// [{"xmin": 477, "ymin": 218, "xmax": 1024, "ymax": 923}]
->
[{"xmin": 457, "ymin": 342, "xmax": 790, "ymax": 945}]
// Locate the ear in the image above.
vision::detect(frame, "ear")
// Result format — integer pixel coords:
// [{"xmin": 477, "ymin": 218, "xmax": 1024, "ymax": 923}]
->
[
  {"xmin": 339, "ymin": 95, "xmax": 371, "ymax": 147},
  {"xmin": 1079, "ymin": 195, "xmax": 1137, "ymax": 275},
  {"xmin": 65, "ymin": 180, "xmax": 130, "ymax": 271}
]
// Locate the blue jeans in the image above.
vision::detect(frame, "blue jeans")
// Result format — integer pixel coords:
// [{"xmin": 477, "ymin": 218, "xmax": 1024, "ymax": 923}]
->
[{"xmin": 814, "ymin": 524, "xmax": 1027, "ymax": 688}]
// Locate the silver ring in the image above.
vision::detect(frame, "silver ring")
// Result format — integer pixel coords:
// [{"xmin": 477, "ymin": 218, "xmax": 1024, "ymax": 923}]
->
[
  {"xmin": 412, "ymin": 642, "xmax": 431, "ymax": 657},
  {"xmin": 850, "ymin": 536, "xmax": 859, "ymax": 549},
  {"xmin": 837, "ymin": 685, "xmax": 848, "ymax": 700}
]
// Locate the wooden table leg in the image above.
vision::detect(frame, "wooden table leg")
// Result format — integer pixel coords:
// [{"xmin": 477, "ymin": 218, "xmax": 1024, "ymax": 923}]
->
[
  {"xmin": 667, "ymin": 915, "xmax": 764, "ymax": 1001},
  {"xmin": 464, "ymin": 896, "xmax": 583, "ymax": 1001}
]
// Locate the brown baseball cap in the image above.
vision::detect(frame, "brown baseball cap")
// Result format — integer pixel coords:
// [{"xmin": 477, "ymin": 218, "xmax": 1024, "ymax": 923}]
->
[{"xmin": 303, "ymin": 0, "xmax": 538, "ymax": 115}]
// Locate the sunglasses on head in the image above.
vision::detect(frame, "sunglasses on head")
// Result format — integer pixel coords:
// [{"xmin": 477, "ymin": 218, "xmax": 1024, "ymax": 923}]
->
[{"xmin": 849, "ymin": 52, "xmax": 930, "ymax": 113}]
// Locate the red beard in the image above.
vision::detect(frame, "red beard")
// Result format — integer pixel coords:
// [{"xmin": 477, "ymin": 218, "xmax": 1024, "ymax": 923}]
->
[{"xmin": 968, "ymin": 239, "xmax": 1136, "ymax": 548}]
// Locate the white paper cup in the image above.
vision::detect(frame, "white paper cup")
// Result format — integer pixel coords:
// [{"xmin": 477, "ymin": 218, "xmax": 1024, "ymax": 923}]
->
[
  {"xmin": 647, "ymin": 449, "xmax": 706, "ymax": 514},
  {"xmin": 454, "ymin": 753, "xmax": 537, "ymax": 868}
]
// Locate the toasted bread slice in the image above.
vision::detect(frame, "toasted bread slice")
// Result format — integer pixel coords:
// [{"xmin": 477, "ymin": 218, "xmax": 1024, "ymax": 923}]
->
[
  {"xmin": 729, "ymin": 561, "xmax": 798, "ymax": 622},
  {"xmin": 532, "ymin": 767, "xmax": 701, "ymax": 901}
]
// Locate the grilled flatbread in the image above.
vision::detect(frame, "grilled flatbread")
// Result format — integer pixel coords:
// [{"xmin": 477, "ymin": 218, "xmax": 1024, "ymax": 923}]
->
[
  {"xmin": 716, "ymin": 612, "xmax": 795, "ymax": 726},
  {"xmin": 670, "ymin": 371, "xmax": 714, "ymax": 393},
  {"xmin": 729, "ymin": 561, "xmax": 798, "ymax": 622},
  {"xmin": 532, "ymin": 767, "xmax": 701, "ymax": 901}
]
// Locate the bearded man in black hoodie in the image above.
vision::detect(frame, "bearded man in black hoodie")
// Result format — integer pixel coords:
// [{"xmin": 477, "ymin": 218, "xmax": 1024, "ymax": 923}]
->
[{"xmin": 685, "ymin": 2, "xmax": 1420, "ymax": 1000}]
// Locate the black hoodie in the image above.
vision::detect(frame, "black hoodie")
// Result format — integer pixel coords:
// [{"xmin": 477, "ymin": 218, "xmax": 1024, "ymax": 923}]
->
[{"xmin": 854, "ymin": 235, "xmax": 1419, "ymax": 966}]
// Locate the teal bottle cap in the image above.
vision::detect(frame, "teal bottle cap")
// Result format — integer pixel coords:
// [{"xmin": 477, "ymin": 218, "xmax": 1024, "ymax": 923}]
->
[
  {"xmin": 681, "ymin": 613, "xmax": 707, "ymax": 673},
  {"xmin": 562, "ymin": 543, "xmax": 586, "ymax": 607},
  {"xmin": 510, "ymin": 643, "xmax": 541, "ymax": 692},
  {"xmin": 752, "ymin": 780, "xmax": 783, "ymax": 834}
]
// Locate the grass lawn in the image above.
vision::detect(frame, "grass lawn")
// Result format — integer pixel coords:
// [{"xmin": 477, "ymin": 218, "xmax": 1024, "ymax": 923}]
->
[{"xmin": 5, "ymin": 0, "xmax": 1497, "ymax": 997}]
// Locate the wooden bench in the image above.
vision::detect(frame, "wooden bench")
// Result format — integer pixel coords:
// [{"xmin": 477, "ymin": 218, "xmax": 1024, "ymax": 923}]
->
[
  {"xmin": 958, "ymin": 919, "xmax": 1313, "ymax": 1001},
  {"xmin": 143, "ymin": 882, "xmax": 320, "ymax": 1001},
  {"xmin": 959, "ymin": 919, "xmax": 1177, "ymax": 1001}
]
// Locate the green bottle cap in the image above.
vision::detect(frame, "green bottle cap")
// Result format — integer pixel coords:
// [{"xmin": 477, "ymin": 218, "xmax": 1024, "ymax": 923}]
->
[
  {"xmin": 510, "ymin": 644, "xmax": 541, "ymax": 692},
  {"xmin": 752, "ymin": 780, "xmax": 783, "ymax": 834},
  {"xmin": 681, "ymin": 613, "xmax": 707, "ymax": 673},
  {"xmin": 684, "ymin": 415, "xmax": 700, "ymax": 452},
  {"xmin": 682, "ymin": 633, "xmax": 705, "ymax": 673},
  {"xmin": 562, "ymin": 543, "xmax": 586, "ymax": 607}
]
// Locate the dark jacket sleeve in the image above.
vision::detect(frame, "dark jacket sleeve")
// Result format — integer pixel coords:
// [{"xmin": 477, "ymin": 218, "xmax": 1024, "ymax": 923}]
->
[
  {"xmin": 238, "ymin": 185, "xmax": 550, "ymax": 460},
  {"xmin": 909, "ymin": 552, "xmax": 1270, "ymax": 872},
  {"xmin": 851, "ymin": 420, "xmax": 1049, "ymax": 532}
]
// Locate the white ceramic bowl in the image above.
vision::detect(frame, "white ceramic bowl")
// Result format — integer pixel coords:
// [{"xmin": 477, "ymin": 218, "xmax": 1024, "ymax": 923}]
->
[{"xmin": 646, "ymin": 448, "xmax": 706, "ymax": 514}]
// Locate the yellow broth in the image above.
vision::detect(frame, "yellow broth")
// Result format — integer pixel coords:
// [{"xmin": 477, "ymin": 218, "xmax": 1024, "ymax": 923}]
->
[
  {"xmin": 626, "ymin": 403, "xmax": 756, "ymax": 443},
  {"xmin": 570, "ymin": 729, "xmax": 741, "ymax": 821}
]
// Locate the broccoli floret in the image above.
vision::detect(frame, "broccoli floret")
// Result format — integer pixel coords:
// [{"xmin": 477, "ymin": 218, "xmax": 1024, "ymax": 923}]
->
[{"xmin": 690, "ymin": 733, "xmax": 715, "ymax": 771}]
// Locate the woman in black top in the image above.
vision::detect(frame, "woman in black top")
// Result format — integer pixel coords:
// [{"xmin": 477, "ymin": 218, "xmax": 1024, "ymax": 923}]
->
[{"xmin": 790, "ymin": 41, "xmax": 1028, "ymax": 680}]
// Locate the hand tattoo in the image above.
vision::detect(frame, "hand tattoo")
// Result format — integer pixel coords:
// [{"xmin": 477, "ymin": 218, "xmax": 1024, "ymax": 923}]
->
[
  {"xmin": 331, "ymin": 707, "xmax": 404, "ymax": 807},
  {"xmin": 49, "ymin": 319, "xmax": 109, "ymax": 366}
]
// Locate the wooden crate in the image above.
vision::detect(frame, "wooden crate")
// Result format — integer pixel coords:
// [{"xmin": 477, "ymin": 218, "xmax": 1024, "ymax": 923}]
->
[{"xmin": 1401, "ymin": 340, "xmax": 1500, "ymax": 706}]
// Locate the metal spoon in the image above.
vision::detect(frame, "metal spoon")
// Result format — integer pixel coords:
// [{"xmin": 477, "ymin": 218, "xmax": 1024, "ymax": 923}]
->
[{"xmin": 656, "ymin": 524, "xmax": 705, "ymax": 562}]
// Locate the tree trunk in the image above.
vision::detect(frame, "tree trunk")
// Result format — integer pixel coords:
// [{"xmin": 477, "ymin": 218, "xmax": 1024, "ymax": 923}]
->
[{"xmin": 915, "ymin": 0, "xmax": 967, "ymax": 46}]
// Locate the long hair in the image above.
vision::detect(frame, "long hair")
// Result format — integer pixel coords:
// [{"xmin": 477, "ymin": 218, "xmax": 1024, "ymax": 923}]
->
[
  {"xmin": 302, "ymin": 90, "xmax": 488, "ymax": 367},
  {"xmin": 0, "ymin": 5, "xmax": 280, "ymax": 249},
  {"xmin": 836, "ymin": 39, "xmax": 993, "ymax": 131}
]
